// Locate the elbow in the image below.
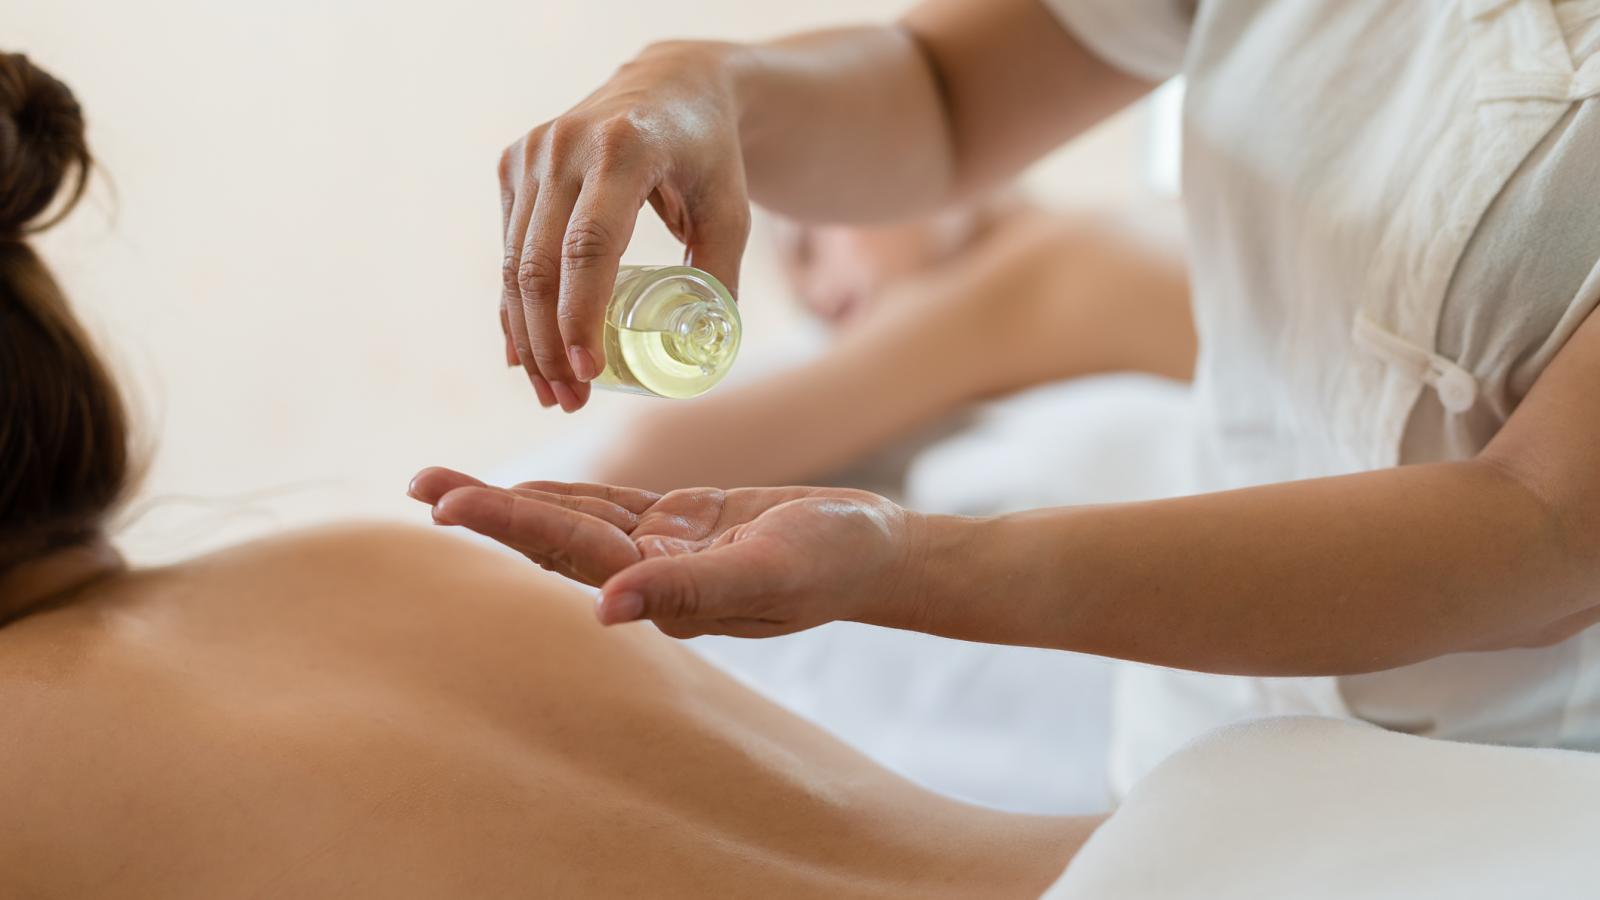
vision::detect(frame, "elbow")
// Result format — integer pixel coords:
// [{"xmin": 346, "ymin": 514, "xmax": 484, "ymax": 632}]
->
[{"xmin": 1468, "ymin": 452, "xmax": 1600, "ymax": 651}]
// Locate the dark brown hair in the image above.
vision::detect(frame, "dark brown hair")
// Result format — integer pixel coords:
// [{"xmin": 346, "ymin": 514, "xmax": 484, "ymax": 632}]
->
[{"xmin": 0, "ymin": 51, "xmax": 129, "ymax": 572}]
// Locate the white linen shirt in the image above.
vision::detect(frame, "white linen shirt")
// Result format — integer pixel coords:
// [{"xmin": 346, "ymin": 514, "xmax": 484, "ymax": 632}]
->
[{"xmin": 1041, "ymin": 0, "xmax": 1600, "ymax": 797}]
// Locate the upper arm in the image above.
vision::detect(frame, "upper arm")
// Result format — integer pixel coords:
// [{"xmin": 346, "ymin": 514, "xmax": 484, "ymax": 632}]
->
[
  {"xmin": 1480, "ymin": 305, "xmax": 1600, "ymax": 573},
  {"xmin": 900, "ymin": 0, "xmax": 1157, "ymax": 199}
]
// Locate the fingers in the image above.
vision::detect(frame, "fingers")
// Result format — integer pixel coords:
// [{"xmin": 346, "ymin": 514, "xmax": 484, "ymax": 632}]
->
[
  {"xmin": 511, "ymin": 480, "xmax": 661, "ymax": 515},
  {"xmin": 496, "ymin": 169, "xmax": 520, "ymax": 371},
  {"xmin": 520, "ymin": 179, "xmax": 587, "ymax": 410},
  {"xmin": 434, "ymin": 486, "xmax": 642, "ymax": 587},
  {"xmin": 501, "ymin": 111, "xmax": 744, "ymax": 414},
  {"xmin": 508, "ymin": 487, "xmax": 641, "ymax": 532},
  {"xmin": 407, "ymin": 466, "xmax": 486, "ymax": 505},
  {"xmin": 506, "ymin": 301, "xmax": 559, "ymax": 408},
  {"xmin": 500, "ymin": 148, "xmax": 558, "ymax": 409},
  {"xmin": 597, "ymin": 537, "xmax": 784, "ymax": 625},
  {"xmin": 681, "ymin": 176, "xmax": 752, "ymax": 303},
  {"xmin": 499, "ymin": 305, "xmax": 520, "ymax": 368},
  {"xmin": 635, "ymin": 535, "xmax": 706, "ymax": 558},
  {"xmin": 410, "ymin": 471, "xmax": 641, "ymax": 531},
  {"xmin": 557, "ymin": 168, "xmax": 650, "ymax": 384},
  {"xmin": 507, "ymin": 122, "xmax": 654, "ymax": 413},
  {"xmin": 655, "ymin": 618, "xmax": 798, "ymax": 640}
]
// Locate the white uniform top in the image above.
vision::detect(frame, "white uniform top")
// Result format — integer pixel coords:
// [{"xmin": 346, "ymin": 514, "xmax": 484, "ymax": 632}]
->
[{"xmin": 1041, "ymin": 0, "xmax": 1600, "ymax": 795}]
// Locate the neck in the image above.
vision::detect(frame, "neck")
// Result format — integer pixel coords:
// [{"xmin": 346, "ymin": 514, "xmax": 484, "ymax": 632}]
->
[{"xmin": 0, "ymin": 536, "xmax": 124, "ymax": 626}]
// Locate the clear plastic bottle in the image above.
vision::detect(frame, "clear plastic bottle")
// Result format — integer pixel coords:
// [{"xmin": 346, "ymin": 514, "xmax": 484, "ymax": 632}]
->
[{"xmin": 592, "ymin": 265, "xmax": 741, "ymax": 399}]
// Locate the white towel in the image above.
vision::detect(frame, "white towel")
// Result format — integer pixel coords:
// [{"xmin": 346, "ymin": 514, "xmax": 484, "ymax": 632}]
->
[{"xmin": 1043, "ymin": 716, "xmax": 1600, "ymax": 899}]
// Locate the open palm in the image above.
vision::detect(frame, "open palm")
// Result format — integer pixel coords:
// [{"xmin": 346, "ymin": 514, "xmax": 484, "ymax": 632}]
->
[{"xmin": 408, "ymin": 467, "xmax": 919, "ymax": 638}]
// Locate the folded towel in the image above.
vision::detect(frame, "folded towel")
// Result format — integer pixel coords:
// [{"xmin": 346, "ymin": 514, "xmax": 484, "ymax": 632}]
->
[{"xmin": 1044, "ymin": 715, "xmax": 1600, "ymax": 899}]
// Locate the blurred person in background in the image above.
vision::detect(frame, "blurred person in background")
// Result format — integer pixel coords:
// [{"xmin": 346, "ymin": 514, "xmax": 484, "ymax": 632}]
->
[{"xmin": 591, "ymin": 195, "xmax": 1192, "ymax": 496}]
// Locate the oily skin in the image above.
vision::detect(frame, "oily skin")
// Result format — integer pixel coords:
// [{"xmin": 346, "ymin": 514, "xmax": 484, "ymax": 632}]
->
[
  {"xmin": 0, "ymin": 525, "xmax": 1095, "ymax": 899},
  {"xmin": 410, "ymin": 470, "xmax": 919, "ymax": 638}
]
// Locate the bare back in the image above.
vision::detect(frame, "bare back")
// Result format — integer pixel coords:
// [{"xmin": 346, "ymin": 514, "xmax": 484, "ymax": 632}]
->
[{"xmin": 0, "ymin": 525, "xmax": 1086, "ymax": 899}]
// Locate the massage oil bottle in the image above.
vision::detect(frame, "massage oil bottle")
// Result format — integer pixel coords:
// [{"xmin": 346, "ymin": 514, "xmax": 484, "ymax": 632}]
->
[{"xmin": 593, "ymin": 265, "xmax": 741, "ymax": 399}]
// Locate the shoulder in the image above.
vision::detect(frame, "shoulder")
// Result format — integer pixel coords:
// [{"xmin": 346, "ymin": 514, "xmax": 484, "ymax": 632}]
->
[{"xmin": 191, "ymin": 520, "xmax": 535, "ymax": 588}]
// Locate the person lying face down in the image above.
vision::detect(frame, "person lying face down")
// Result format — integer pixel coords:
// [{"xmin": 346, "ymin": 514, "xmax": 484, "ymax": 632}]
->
[
  {"xmin": 0, "ymin": 51, "xmax": 1100, "ymax": 899},
  {"xmin": 590, "ymin": 197, "xmax": 1193, "ymax": 495}
]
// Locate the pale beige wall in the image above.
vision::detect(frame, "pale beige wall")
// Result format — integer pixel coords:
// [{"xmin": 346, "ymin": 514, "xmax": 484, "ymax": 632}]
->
[{"xmin": 12, "ymin": 0, "xmax": 1145, "ymax": 563}]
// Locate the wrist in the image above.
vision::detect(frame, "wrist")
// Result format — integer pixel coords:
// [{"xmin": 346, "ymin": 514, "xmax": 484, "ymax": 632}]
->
[
  {"xmin": 720, "ymin": 41, "xmax": 779, "ymax": 164},
  {"xmin": 629, "ymin": 38, "xmax": 750, "ymax": 134},
  {"xmin": 864, "ymin": 511, "xmax": 990, "ymax": 635}
]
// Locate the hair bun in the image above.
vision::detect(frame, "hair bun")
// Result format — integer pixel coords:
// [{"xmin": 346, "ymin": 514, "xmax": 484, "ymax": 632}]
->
[{"xmin": 0, "ymin": 52, "xmax": 90, "ymax": 239}]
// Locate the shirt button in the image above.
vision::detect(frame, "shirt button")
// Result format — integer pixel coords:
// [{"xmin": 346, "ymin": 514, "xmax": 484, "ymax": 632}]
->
[{"xmin": 1434, "ymin": 368, "xmax": 1477, "ymax": 414}]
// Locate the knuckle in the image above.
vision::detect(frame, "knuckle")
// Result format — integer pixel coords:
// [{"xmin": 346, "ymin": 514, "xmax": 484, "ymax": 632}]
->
[
  {"xmin": 562, "ymin": 218, "xmax": 615, "ymax": 267},
  {"xmin": 498, "ymin": 143, "xmax": 518, "ymax": 182},
  {"xmin": 729, "ymin": 202, "xmax": 753, "ymax": 238},
  {"xmin": 543, "ymin": 117, "xmax": 582, "ymax": 159},
  {"xmin": 517, "ymin": 252, "xmax": 562, "ymax": 299},
  {"xmin": 641, "ymin": 39, "xmax": 700, "ymax": 60},
  {"xmin": 521, "ymin": 131, "xmax": 545, "ymax": 170},
  {"xmin": 592, "ymin": 116, "xmax": 641, "ymax": 166}
]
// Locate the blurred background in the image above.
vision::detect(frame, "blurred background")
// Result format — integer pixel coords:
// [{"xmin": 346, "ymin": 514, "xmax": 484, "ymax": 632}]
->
[{"xmin": 14, "ymin": 0, "xmax": 1163, "ymax": 563}]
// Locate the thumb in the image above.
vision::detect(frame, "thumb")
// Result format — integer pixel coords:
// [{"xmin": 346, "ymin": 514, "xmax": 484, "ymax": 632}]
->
[
  {"xmin": 597, "ymin": 539, "xmax": 781, "ymax": 626},
  {"xmin": 683, "ymin": 188, "xmax": 752, "ymax": 302}
]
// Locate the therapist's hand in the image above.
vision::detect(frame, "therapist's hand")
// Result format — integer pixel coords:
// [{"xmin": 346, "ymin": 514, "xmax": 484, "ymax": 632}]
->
[
  {"xmin": 499, "ymin": 40, "xmax": 752, "ymax": 412},
  {"xmin": 409, "ymin": 467, "xmax": 924, "ymax": 638}
]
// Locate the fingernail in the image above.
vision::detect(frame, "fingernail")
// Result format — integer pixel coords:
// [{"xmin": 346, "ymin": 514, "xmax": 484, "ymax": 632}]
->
[
  {"xmin": 430, "ymin": 505, "xmax": 455, "ymax": 526},
  {"xmin": 568, "ymin": 346, "xmax": 598, "ymax": 382},
  {"xmin": 530, "ymin": 373, "xmax": 558, "ymax": 408},
  {"xmin": 598, "ymin": 592, "xmax": 645, "ymax": 625},
  {"xmin": 550, "ymin": 380, "xmax": 580, "ymax": 412},
  {"xmin": 406, "ymin": 477, "xmax": 422, "ymax": 500}
]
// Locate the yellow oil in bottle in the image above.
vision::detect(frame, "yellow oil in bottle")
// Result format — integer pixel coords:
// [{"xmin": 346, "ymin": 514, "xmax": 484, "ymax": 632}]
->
[{"xmin": 592, "ymin": 265, "xmax": 740, "ymax": 399}]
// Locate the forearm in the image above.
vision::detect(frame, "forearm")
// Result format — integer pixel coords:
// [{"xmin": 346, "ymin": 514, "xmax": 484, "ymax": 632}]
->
[
  {"xmin": 722, "ymin": 0, "xmax": 1149, "ymax": 222},
  {"xmin": 897, "ymin": 460, "xmax": 1596, "ymax": 675},
  {"xmin": 728, "ymin": 27, "xmax": 955, "ymax": 222}
]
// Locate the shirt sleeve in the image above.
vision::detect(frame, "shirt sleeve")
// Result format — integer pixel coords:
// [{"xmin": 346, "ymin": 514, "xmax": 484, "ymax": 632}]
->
[{"xmin": 1039, "ymin": 0, "xmax": 1196, "ymax": 83}]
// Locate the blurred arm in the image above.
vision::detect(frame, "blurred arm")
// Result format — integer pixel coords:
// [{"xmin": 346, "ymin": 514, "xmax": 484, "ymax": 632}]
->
[{"xmin": 594, "ymin": 207, "xmax": 1192, "ymax": 492}]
